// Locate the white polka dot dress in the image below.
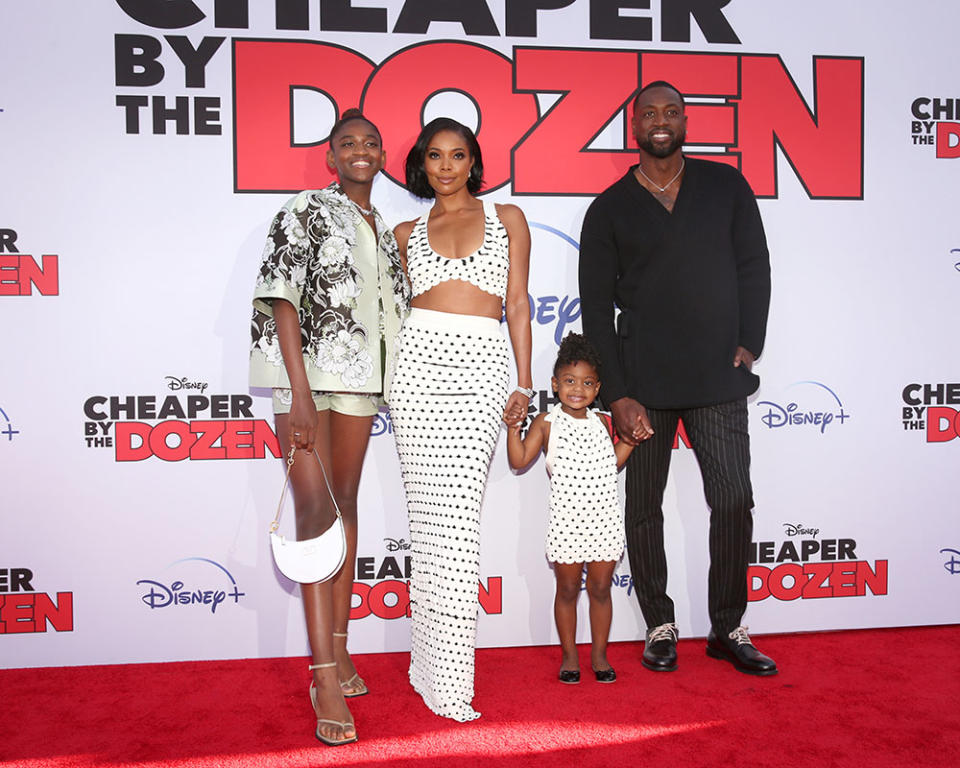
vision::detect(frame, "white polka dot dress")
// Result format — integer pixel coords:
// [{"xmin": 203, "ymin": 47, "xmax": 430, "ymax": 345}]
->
[
  {"xmin": 389, "ymin": 307, "xmax": 509, "ymax": 722},
  {"xmin": 544, "ymin": 404, "xmax": 625, "ymax": 564}
]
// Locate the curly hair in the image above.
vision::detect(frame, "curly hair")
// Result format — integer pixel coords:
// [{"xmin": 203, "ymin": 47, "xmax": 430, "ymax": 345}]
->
[
  {"xmin": 404, "ymin": 117, "xmax": 484, "ymax": 199},
  {"xmin": 553, "ymin": 332, "xmax": 602, "ymax": 378},
  {"xmin": 329, "ymin": 108, "xmax": 381, "ymax": 147}
]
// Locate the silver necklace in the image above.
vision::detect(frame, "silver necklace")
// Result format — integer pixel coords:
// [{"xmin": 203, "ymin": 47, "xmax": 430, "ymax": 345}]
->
[
  {"xmin": 349, "ymin": 199, "xmax": 374, "ymax": 217},
  {"xmin": 637, "ymin": 158, "xmax": 685, "ymax": 193},
  {"xmin": 338, "ymin": 186, "xmax": 374, "ymax": 216}
]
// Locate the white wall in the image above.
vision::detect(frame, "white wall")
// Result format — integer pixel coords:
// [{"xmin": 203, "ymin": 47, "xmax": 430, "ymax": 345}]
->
[{"xmin": 2, "ymin": 1, "xmax": 958, "ymax": 668}]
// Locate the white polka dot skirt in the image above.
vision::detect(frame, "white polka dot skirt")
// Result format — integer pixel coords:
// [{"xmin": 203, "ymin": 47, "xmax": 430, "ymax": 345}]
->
[
  {"xmin": 389, "ymin": 307, "xmax": 509, "ymax": 722},
  {"xmin": 545, "ymin": 406, "xmax": 625, "ymax": 564}
]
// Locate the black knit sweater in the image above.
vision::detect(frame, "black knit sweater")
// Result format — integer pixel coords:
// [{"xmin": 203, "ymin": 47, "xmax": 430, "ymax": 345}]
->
[{"xmin": 579, "ymin": 158, "xmax": 771, "ymax": 410}]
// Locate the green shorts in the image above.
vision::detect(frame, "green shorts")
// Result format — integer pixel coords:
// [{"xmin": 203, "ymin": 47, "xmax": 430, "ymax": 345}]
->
[{"xmin": 272, "ymin": 389, "xmax": 380, "ymax": 417}]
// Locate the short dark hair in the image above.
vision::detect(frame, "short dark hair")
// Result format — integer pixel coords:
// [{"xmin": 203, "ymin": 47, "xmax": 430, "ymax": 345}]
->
[
  {"xmin": 329, "ymin": 108, "xmax": 381, "ymax": 148},
  {"xmin": 553, "ymin": 332, "xmax": 602, "ymax": 378},
  {"xmin": 405, "ymin": 117, "xmax": 484, "ymax": 199},
  {"xmin": 631, "ymin": 80, "xmax": 685, "ymax": 114}
]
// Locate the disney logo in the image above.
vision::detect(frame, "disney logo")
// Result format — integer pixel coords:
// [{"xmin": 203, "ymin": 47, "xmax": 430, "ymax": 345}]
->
[
  {"xmin": 165, "ymin": 376, "xmax": 209, "ymax": 393},
  {"xmin": 384, "ymin": 537, "xmax": 411, "ymax": 552},
  {"xmin": 783, "ymin": 523, "xmax": 820, "ymax": 538},
  {"xmin": 611, "ymin": 573, "xmax": 635, "ymax": 597},
  {"xmin": 527, "ymin": 294, "xmax": 581, "ymax": 345},
  {"xmin": 756, "ymin": 401, "xmax": 850, "ymax": 433},
  {"xmin": 136, "ymin": 578, "xmax": 244, "ymax": 614},
  {"xmin": 371, "ymin": 411, "xmax": 393, "ymax": 437},
  {"xmin": 941, "ymin": 548, "xmax": 960, "ymax": 575}
]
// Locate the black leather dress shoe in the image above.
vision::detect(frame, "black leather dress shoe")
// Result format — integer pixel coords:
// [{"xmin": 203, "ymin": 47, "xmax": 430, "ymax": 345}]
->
[
  {"xmin": 558, "ymin": 669, "xmax": 581, "ymax": 684},
  {"xmin": 642, "ymin": 622, "xmax": 678, "ymax": 672},
  {"xmin": 593, "ymin": 667, "xmax": 617, "ymax": 683},
  {"xmin": 706, "ymin": 626, "xmax": 778, "ymax": 676}
]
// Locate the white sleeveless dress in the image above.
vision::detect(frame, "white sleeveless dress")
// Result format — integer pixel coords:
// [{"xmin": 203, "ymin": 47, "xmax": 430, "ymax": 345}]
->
[{"xmin": 544, "ymin": 404, "xmax": 625, "ymax": 564}]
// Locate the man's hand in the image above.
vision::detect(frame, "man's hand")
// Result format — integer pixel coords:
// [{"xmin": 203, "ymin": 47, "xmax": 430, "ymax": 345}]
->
[
  {"xmin": 733, "ymin": 346, "xmax": 755, "ymax": 370},
  {"xmin": 610, "ymin": 397, "xmax": 654, "ymax": 446}
]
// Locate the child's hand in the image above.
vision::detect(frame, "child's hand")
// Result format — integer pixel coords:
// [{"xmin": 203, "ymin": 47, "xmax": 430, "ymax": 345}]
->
[
  {"xmin": 503, "ymin": 415, "xmax": 524, "ymax": 431},
  {"xmin": 503, "ymin": 390, "xmax": 530, "ymax": 427},
  {"xmin": 507, "ymin": 412, "xmax": 544, "ymax": 470}
]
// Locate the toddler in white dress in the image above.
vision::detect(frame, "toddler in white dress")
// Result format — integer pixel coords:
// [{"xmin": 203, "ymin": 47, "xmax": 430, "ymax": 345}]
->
[{"xmin": 507, "ymin": 333, "xmax": 634, "ymax": 683}]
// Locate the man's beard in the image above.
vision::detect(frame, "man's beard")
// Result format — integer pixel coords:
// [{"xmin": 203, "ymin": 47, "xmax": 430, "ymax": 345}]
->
[{"xmin": 637, "ymin": 127, "xmax": 686, "ymax": 158}]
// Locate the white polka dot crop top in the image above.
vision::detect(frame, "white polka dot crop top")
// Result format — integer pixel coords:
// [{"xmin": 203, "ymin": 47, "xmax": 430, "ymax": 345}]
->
[{"xmin": 406, "ymin": 199, "xmax": 510, "ymax": 301}]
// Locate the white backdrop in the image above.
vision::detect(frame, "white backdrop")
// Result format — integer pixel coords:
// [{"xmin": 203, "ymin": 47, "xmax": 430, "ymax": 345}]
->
[{"xmin": 2, "ymin": 1, "xmax": 959, "ymax": 669}]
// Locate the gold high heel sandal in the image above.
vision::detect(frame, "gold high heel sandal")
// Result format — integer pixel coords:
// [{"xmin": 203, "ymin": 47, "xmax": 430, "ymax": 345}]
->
[
  {"xmin": 308, "ymin": 662, "xmax": 358, "ymax": 746},
  {"xmin": 333, "ymin": 632, "xmax": 369, "ymax": 698}
]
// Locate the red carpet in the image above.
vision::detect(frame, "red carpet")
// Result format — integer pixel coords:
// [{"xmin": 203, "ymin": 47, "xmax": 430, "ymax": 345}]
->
[{"xmin": 3, "ymin": 626, "xmax": 959, "ymax": 767}]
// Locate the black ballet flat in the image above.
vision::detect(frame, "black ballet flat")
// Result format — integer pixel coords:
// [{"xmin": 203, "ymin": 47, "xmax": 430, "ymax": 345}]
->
[
  {"xmin": 558, "ymin": 669, "xmax": 581, "ymax": 684},
  {"xmin": 593, "ymin": 667, "xmax": 617, "ymax": 683}
]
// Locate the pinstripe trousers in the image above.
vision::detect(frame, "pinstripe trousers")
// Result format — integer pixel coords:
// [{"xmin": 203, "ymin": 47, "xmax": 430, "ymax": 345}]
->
[{"xmin": 624, "ymin": 399, "xmax": 754, "ymax": 635}]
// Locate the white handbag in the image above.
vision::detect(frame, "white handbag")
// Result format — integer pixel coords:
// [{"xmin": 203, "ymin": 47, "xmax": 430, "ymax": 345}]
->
[{"xmin": 269, "ymin": 447, "xmax": 347, "ymax": 584}]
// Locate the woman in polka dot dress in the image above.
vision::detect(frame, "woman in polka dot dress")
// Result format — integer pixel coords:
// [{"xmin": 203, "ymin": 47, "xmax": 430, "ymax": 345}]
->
[
  {"xmin": 390, "ymin": 118, "xmax": 533, "ymax": 721},
  {"xmin": 507, "ymin": 333, "xmax": 634, "ymax": 684}
]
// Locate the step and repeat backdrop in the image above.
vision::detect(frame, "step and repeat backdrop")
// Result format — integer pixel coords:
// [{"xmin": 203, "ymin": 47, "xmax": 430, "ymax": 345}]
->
[{"xmin": 2, "ymin": 1, "xmax": 958, "ymax": 669}]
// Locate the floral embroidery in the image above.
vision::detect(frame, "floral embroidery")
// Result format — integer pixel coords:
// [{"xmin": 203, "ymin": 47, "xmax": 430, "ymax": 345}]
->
[
  {"xmin": 255, "ymin": 317, "xmax": 284, "ymax": 365},
  {"xmin": 250, "ymin": 184, "xmax": 410, "ymax": 391},
  {"xmin": 318, "ymin": 235, "xmax": 349, "ymax": 268},
  {"xmin": 382, "ymin": 228, "xmax": 409, "ymax": 317},
  {"xmin": 281, "ymin": 211, "xmax": 310, "ymax": 251},
  {"xmin": 327, "ymin": 274, "xmax": 361, "ymax": 309},
  {"xmin": 315, "ymin": 329, "xmax": 374, "ymax": 388}
]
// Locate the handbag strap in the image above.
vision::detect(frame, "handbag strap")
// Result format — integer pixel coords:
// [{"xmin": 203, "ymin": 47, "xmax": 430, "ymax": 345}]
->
[{"xmin": 269, "ymin": 446, "xmax": 342, "ymax": 533}]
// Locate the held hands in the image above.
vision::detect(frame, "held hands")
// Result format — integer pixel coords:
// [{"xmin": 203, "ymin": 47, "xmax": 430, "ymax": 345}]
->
[
  {"xmin": 503, "ymin": 389, "xmax": 531, "ymax": 428},
  {"xmin": 609, "ymin": 397, "xmax": 654, "ymax": 446},
  {"xmin": 288, "ymin": 392, "xmax": 319, "ymax": 452},
  {"xmin": 733, "ymin": 346, "xmax": 755, "ymax": 370}
]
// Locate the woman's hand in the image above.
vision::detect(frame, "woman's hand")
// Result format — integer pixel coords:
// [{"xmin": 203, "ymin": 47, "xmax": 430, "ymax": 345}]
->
[
  {"xmin": 503, "ymin": 390, "xmax": 530, "ymax": 428},
  {"xmin": 499, "ymin": 204, "xmax": 534, "ymax": 429},
  {"xmin": 272, "ymin": 299, "xmax": 317, "ymax": 452},
  {"xmin": 288, "ymin": 391, "xmax": 319, "ymax": 452}
]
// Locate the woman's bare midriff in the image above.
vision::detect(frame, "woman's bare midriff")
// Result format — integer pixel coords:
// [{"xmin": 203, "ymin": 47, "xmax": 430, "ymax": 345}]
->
[{"xmin": 411, "ymin": 279, "xmax": 503, "ymax": 320}]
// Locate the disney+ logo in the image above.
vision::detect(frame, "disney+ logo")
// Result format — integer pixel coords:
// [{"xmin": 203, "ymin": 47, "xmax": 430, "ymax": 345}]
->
[
  {"xmin": 756, "ymin": 381, "xmax": 850, "ymax": 434},
  {"xmin": 372, "ymin": 410, "xmax": 393, "ymax": 437},
  {"xmin": 136, "ymin": 558, "xmax": 244, "ymax": 614},
  {"xmin": 527, "ymin": 221, "xmax": 582, "ymax": 345},
  {"xmin": 0, "ymin": 407, "xmax": 19, "ymax": 442},
  {"xmin": 941, "ymin": 548, "xmax": 960, "ymax": 575}
]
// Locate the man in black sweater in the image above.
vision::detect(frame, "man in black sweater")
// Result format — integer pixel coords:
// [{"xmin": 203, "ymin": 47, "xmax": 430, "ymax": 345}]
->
[{"xmin": 579, "ymin": 81, "xmax": 777, "ymax": 676}]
